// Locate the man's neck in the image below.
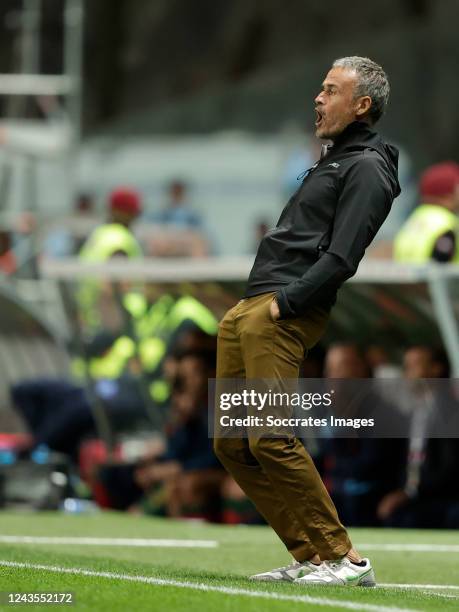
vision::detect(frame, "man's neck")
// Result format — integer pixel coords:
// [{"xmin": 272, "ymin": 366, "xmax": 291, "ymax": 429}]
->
[{"xmin": 332, "ymin": 120, "xmax": 371, "ymax": 142}]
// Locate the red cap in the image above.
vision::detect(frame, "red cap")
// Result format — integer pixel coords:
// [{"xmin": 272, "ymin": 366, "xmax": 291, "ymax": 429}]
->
[
  {"xmin": 420, "ymin": 162, "xmax": 459, "ymax": 199},
  {"xmin": 108, "ymin": 187, "xmax": 142, "ymax": 216}
]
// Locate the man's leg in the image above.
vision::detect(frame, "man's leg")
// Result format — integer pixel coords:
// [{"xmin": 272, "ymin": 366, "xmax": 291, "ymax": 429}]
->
[
  {"xmin": 238, "ymin": 293, "xmax": 352, "ymax": 560},
  {"xmin": 215, "ymin": 301, "xmax": 318, "ymax": 562}
]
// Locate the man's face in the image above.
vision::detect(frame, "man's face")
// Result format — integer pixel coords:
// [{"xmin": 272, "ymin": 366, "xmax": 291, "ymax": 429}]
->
[
  {"xmin": 403, "ymin": 348, "xmax": 439, "ymax": 379},
  {"xmin": 179, "ymin": 356, "xmax": 208, "ymax": 397},
  {"xmin": 324, "ymin": 346, "xmax": 368, "ymax": 379},
  {"xmin": 314, "ymin": 67, "xmax": 362, "ymax": 140},
  {"xmin": 170, "ymin": 182, "xmax": 186, "ymax": 205}
]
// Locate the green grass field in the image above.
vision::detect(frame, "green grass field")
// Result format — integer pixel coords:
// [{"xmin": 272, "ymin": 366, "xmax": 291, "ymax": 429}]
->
[{"xmin": 0, "ymin": 511, "xmax": 458, "ymax": 611}]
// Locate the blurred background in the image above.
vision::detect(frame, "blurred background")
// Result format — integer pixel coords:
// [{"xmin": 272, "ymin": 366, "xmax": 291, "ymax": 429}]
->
[{"xmin": 0, "ymin": 0, "xmax": 459, "ymax": 529}]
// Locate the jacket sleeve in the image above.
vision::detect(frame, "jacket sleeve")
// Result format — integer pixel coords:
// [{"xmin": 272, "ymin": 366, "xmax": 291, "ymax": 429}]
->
[{"xmin": 276, "ymin": 155, "xmax": 395, "ymax": 319}]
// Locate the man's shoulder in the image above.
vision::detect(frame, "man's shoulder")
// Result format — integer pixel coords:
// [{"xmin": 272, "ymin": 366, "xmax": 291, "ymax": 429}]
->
[
  {"xmin": 341, "ymin": 147, "xmax": 386, "ymax": 166},
  {"xmin": 337, "ymin": 145, "xmax": 400, "ymax": 199},
  {"xmin": 332, "ymin": 150, "xmax": 386, "ymax": 183}
]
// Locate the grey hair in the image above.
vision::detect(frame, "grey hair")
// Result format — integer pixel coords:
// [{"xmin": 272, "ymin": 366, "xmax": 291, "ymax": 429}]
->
[{"xmin": 333, "ymin": 56, "xmax": 390, "ymax": 124}]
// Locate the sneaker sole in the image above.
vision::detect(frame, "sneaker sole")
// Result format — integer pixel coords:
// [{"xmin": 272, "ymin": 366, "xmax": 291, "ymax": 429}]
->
[
  {"xmin": 249, "ymin": 576, "xmax": 293, "ymax": 582},
  {"xmin": 249, "ymin": 576, "xmax": 294, "ymax": 582}
]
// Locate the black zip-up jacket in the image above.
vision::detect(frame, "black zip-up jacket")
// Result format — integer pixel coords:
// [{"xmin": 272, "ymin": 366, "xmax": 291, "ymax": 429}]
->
[{"xmin": 244, "ymin": 121, "xmax": 401, "ymax": 318}]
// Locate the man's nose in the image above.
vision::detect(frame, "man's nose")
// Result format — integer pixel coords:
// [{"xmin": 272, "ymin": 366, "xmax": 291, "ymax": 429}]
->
[{"xmin": 314, "ymin": 91, "xmax": 325, "ymax": 105}]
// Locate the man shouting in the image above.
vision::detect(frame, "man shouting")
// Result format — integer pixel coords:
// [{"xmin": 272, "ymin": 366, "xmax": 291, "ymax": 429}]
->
[{"xmin": 214, "ymin": 56, "xmax": 400, "ymax": 587}]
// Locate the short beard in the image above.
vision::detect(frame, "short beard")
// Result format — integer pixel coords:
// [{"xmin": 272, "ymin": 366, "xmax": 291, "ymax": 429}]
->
[
  {"xmin": 316, "ymin": 118, "xmax": 355, "ymax": 141},
  {"xmin": 315, "ymin": 126, "xmax": 337, "ymax": 141}
]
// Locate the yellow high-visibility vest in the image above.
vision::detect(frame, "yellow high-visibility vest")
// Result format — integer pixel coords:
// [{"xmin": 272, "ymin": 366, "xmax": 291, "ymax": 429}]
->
[
  {"xmin": 394, "ymin": 204, "xmax": 459, "ymax": 263},
  {"xmin": 77, "ymin": 224, "xmax": 142, "ymax": 329},
  {"xmin": 79, "ymin": 224, "xmax": 142, "ymax": 261}
]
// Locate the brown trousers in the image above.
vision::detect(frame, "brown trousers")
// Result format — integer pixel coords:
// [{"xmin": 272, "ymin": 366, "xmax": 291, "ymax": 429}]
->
[{"xmin": 214, "ymin": 292, "xmax": 351, "ymax": 561}]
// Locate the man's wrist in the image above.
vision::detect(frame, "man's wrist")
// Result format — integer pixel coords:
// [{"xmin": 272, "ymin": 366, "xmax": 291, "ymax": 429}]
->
[{"xmin": 275, "ymin": 289, "xmax": 296, "ymax": 319}]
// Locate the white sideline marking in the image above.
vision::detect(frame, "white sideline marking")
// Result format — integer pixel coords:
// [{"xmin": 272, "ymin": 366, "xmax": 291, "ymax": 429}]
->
[
  {"xmin": 420, "ymin": 593, "xmax": 459, "ymax": 599},
  {"xmin": 380, "ymin": 584, "xmax": 459, "ymax": 600},
  {"xmin": 0, "ymin": 560, "xmax": 417, "ymax": 612},
  {"xmin": 0, "ymin": 536, "xmax": 218, "ymax": 548},
  {"xmin": 359, "ymin": 544, "xmax": 459, "ymax": 553},
  {"xmin": 381, "ymin": 583, "xmax": 459, "ymax": 591}
]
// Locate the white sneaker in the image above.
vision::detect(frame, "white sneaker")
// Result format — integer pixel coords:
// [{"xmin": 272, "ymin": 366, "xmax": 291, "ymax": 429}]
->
[
  {"xmin": 295, "ymin": 557, "xmax": 376, "ymax": 587},
  {"xmin": 249, "ymin": 559, "xmax": 320, "ymax": 582}
]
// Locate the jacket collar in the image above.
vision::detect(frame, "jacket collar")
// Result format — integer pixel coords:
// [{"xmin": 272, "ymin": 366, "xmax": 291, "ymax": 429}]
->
[
  {"xmin": 331, "ymin": 120, "xmax": 376, "ymax": 148},
  {"xmin": 319, "ymin": 121, "xmax": 376, "ymax": 159}
]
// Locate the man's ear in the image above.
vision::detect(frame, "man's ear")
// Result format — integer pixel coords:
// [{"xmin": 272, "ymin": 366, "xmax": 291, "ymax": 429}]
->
[{"xmin": 355, "ymin": 96, "xmax": 372, "ymax": 118}]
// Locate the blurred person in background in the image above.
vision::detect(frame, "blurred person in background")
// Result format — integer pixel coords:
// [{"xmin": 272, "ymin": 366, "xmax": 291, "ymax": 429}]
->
[
  {"xmin": 319, "ymin": 343, "xmax": 404, "ymax": 527},
  {"xmin": 154, "ymin": 180, "xmax": 203, "ymax": 229},
  {"xmin": 79, "ymin": 187, "xmax": 142, "ymax": 262},
  {"xmin": 43, "ymin": 193, "xmax": 98, "ymax": 258},
  {"xmin": 98, "ymin": 348, "xmax": 224, "ymax": 519},
  {"xmin": 10, "ymin": 327, "xmax": 218, "ymax": 468},
  {"xmin": 77, "ymin": 187, "xmax": 143, "ymax": 330},
  {"xmin": 8, "ymin": 212, "xmax": 38, "ymax": 277},
  {"xmin": 364, "ymin": 345, "xmax": 405, "ymax": 413},
  {"xmin": 146, "ymin": 180, "xmax": 210, "ymax": 257},
  {"xmin": 394, "ymin": 161, "xmax": 459, "ymax": 263},
  {"xmin": 72, "ymin": 193, "xmax": 99, "ymax": 253},
  {"xmin": 219, "ymin": 476, "xmax": 264, "ymax": 525},
  {"xmin": 377, "ymin": 346, "xmax": 459, "ymax": 528},
  {"xmin": 140, "ymin": 347, "xmax": 223, "ymax": 519},
  {"xmin": 121, "ymin": 292, "xmax": 219, "ymax": 407},
  {"xmin": 10, "ymin": 331, "xmax": 147, "ymax": 461},
  {"xmin": 301, "ymin": 344, "xmax": 326, "ymax": 378},
  {"xmin": 365, "ymin": 345, "xmax": 401, "ymax": 379}
]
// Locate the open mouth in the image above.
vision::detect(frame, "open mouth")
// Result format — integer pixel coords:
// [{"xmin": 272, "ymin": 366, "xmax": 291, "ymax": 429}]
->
[{"xmin": 315, "ymin": 109, "xmax": 324, "ymax": 127}]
